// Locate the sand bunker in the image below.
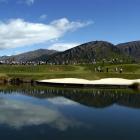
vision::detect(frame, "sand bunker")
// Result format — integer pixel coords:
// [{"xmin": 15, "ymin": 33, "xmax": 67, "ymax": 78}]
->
[{"xmin": 38, "ymin": 78, "xmax": 140, "ymax": 86}]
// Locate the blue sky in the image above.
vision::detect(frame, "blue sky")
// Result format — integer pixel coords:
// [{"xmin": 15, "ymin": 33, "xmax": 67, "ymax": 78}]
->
[{"xmin": 0, "ymin": 0, "xmax": 140, "ymax": 56}]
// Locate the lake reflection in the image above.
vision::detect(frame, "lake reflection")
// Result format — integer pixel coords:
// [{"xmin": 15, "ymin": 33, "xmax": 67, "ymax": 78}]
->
[{"xmin": 0, "ymin": 85, "xmax": 140, "ymax": 140}]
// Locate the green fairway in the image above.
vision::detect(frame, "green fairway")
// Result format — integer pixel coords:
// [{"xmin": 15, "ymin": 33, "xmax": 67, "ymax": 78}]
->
[{"xmin": 0, "ymin": 63, "xmax": 139, "ymax": 81}]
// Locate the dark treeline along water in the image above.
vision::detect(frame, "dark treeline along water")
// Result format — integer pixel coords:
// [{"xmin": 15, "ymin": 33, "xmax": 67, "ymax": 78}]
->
[{"xmin": 0, "ymin": 84, "xmax": 140, "ymax": 140}]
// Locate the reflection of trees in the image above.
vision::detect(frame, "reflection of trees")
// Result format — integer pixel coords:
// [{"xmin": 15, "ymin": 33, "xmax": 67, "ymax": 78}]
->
[
  {"xmin": 0, "ymin": 87, "xmax": 140, "ymax": 108},
  {"xmin": 117, "ymin": 95, "xmax": 140, "ymax": 108},
  {"xmin": 64, "ymin": 93, "xmax": 116, "ymax": 108},
  {"xmin": 66, "ymin": 92, "xmax": 140, "ymax": 108}
]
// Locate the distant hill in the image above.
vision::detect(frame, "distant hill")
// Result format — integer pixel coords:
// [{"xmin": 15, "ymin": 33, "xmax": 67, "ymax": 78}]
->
[
  {"xmin": 43, "ymin": 41, "xmax": 132, "ymax": 64},
  {"xmin": 117, "ymin": 41, "xmax": 140, "ymax": 61},
  {"xmin": 1, "ymin": 40, "xmax": 139, "ymax": 64},
  {"xmin": 0, "ymin": 49, "xmax": 57, "ymax": 62}
]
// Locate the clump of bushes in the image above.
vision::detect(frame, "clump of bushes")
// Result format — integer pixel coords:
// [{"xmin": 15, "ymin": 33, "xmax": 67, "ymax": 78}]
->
[{"xmin": 129, "ymin": 82, "xmax": 140, "ymax": 90}]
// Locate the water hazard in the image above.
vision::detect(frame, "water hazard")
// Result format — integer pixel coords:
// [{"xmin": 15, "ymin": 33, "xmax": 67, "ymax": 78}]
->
[{"xmin": 0, "ymin": 85, "xmax": 140, "ymax": 140}]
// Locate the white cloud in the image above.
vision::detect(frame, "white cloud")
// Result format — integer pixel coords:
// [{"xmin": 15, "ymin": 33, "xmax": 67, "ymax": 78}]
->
[
  {"xmin": 48, "ymin": 97, "xmax": 79, "ymax": 105},
  {"xmin": 40, "ymin": 14, "xmax": 47, "ymax": 20},
  {"xmin": 18, "ymin": 0, "xmax": 34, "ymax": 5},
  {"xmin": 1, "ymin": 0, "xmax": 35, "ymax": 5},
  {"xmin": 48, "ymin": 42, "xmax": 80, "ymax": 51},
  {"xmin": 25, "ymin": 0, "xmax": 34, "ymax": 5},
  {"xmin": 0, "ymin": 18, "xmax": 92, "ymax": 49},
  {"xmin": 0, "ymin": 0, "xmax": 8, "ymax": 3},
  {"xmin": 0, "ymin": 96, "xmax": 83, "ymax": 130}
]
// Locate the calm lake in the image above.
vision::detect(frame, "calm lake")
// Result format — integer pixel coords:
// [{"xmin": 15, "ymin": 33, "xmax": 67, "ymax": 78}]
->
[{"xmin": 0, "ymin": 84, "xmax": 140, "ymax": 140}]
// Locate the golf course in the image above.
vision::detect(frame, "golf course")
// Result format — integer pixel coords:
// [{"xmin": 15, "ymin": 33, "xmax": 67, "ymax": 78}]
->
[{"xmin": 0, "ymin": 63, "xmax": 139, "ymax": 81}]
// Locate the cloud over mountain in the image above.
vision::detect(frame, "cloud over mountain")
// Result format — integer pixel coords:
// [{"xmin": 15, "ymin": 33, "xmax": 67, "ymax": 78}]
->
[
  {"xmin": 0, "ymin": 18, "xmax": 92, "ymax": 49},
  {"xmin": 48, "ymin": 42, "xmax": 80, "ymax": 51}
]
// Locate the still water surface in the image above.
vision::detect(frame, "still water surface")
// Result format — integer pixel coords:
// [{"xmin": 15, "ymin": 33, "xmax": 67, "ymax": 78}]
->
[{"xmin": 0, "ymin": 85, "xmax": 140, "ymax": 140}]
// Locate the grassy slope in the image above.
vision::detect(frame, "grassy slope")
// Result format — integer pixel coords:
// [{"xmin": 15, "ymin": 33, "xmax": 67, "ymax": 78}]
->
[{"xmin": 0, "ymin": 64, "xmax": 139, "ymax": 80}]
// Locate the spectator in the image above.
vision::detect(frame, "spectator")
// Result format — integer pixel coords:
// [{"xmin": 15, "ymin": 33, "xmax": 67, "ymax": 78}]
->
[
  {"xmin": 119, "ymin": 67, "xmax": 123, "ymax": 73},
  {"xmin": 115, "ymin": 67, "xmax": 118, "ymax": 72},
  {"xmin": 106, "ymin": 67, "xmax": 109, "ymax": 72}
]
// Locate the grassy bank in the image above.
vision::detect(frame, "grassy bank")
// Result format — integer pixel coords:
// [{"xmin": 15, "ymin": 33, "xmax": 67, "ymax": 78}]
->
[{"xmin": 0, "ymin": 63, "xmax": 139, "ymax": 81}]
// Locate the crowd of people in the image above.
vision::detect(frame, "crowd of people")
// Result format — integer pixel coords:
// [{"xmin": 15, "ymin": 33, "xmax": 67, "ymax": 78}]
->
[{"xmin": 94, "ymin": 66, "xmax": 123, "ymax": 73}]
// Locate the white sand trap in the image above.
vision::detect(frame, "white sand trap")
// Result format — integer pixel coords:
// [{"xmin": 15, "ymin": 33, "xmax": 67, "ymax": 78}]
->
[{"xmin": 38, "ymin": 78, "xmax": 140, "ymax": 86}]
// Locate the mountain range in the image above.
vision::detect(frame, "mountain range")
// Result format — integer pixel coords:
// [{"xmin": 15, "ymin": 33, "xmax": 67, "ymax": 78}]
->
[
  {"xmin": 44, "ymin": 41, "xmax": 132, "ymax": 64},
  {"xmin": 0, "ymin": 40, "xmax": 140, "ymax": 63},
  {"xmin": 0, "ymin": 49, "xmax": 57, "ymax": 62},
  {"xmin": 117, "ymin": 41, "xmax": 140, "ymax": 61}
]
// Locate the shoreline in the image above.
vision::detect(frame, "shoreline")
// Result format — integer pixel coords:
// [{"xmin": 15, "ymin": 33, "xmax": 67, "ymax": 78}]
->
[
  {"xmin": 0, "ymin": 77, "xmax": 139, "ymax": 90},
  {"xmin": 37, "ymin": 78, "xmax": 140, "ymax": 90}
]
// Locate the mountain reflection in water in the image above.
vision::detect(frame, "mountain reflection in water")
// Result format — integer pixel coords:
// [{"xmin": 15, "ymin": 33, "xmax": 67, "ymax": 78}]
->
[{"xmin": 0, "ymin": 86, "xmax": 139, "ymax": 109}]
